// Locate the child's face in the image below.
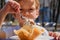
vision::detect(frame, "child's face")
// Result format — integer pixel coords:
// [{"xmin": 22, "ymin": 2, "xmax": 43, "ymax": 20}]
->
[{"xmin": 19, "ymin": 0, "xmax": 39, "ymax": 19}]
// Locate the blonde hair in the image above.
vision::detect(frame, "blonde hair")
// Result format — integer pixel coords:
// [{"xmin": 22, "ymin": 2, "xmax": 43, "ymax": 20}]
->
[
  {"xmin": 35, "ymin": 0, "xmax": 40, "ymax": 9},
  {"xmin": 15, "ymin": 0, "xmax": 40, "ymax": 9}
]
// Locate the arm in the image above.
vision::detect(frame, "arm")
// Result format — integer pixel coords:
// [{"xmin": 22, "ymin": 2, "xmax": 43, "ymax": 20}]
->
[{"xmin": 0, "ymin": 4, "xmax": 10, "ymax": 27}]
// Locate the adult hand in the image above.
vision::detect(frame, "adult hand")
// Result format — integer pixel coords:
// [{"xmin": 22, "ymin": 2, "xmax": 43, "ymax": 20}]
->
[{"xmin": 49, "ymin": 32, "xmax": 60, "ymax": 40}]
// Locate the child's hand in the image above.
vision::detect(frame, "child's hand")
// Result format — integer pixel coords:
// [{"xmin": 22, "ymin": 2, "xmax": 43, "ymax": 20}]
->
[
  {"xmin": 4, "ymin": 0, "xmax": 25, "ymax": 26},
  {"xmin": 6, "ymin": 0, "xmax": 20, "ymax": 14}
]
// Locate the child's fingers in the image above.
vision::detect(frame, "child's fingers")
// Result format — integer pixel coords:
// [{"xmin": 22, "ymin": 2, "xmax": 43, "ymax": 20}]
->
[{"xmin": 8, "ymin": 1, "xmax": 20, "ymax": 10}]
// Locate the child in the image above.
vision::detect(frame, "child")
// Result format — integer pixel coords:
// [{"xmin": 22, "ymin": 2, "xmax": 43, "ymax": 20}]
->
[{"xmin": 0, "ymin": 0, "xmax": 40, "ymax": 38}]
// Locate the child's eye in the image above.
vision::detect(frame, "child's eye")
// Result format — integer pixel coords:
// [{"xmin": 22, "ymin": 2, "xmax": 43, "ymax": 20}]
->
[
  {"xmin": 20, "ymin": 9, "xmax": 23, "ymax": 11},
  {"xmin": 29, "ymin": 9, "xmax": 34, "ymax": 11}
]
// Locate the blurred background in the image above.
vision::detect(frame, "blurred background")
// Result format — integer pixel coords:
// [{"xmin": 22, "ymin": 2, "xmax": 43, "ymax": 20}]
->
[{"xmin": 0, "ymin": 0, "xmax": 60, "ymax": 32}]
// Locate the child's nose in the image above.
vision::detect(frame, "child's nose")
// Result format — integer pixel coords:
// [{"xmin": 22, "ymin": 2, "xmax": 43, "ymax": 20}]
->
[
  {"xmin": 25, "ymin": 12, "xmax": 29, "ymax": 14},
  {"xmin": 24, "ymin": 11, "xmax": 29, "ymax": 14}
]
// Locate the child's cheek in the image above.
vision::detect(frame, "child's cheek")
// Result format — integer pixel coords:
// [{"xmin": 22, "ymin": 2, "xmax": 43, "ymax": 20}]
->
[{"xmin": 31, "ymin": 11, "xmax": 38, "ymax": 19}]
